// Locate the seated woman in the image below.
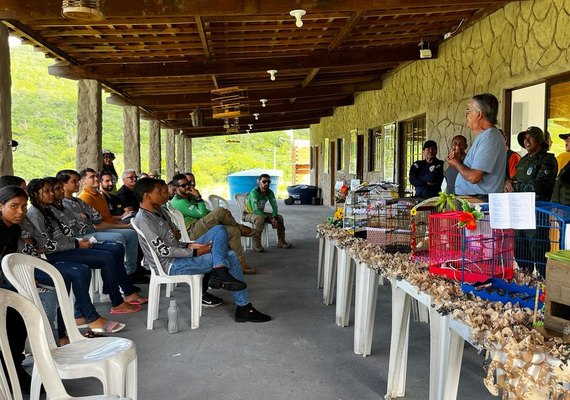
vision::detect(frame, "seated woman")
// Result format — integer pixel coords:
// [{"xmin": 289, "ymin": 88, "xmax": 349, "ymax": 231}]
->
[{"xmin": 26, "ymin": 178, "xmax": 146, "ymax": 315}]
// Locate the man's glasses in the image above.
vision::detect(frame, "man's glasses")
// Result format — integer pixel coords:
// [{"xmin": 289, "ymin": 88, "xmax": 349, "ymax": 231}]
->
[
  {"xmin": 178, "ymin": 182, "xmax": 195, "ymax": 188},
  {"xmin": 261, "ymin": 180, "xmax": 271, "ymax": 184},
  {"xmin": 126, "ymin": 176, "xmax": 137, "ymax": 181}
]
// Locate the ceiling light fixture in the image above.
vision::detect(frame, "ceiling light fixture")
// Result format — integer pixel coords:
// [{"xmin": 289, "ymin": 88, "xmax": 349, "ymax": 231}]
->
[
  {"xmin": 62, "ymin": 0, "xmax": 105, "ymax": 21},
  {"xmin": 289, "ymin": 9, "xmax": 306, "ymax": 28},
  {"xmin": 248, "ymin": 124, "xmax": 253, "ymax": 129},
  {"xmin": 246, "ymin": 130, "xmax": 250, "ymax": 134},
  {"xmin": 260, "ymin": 99, "xmax": 268, "ymax": 107},
  {"xmin": 267, "ymin": 70, "xmax": 277, "ymax": 81},
  {"xmin": 418, "ymin": 39, "xmax": 432, "ymax": 59},
  {"xmin": 253, "ymin": 113, "xmax": 260, "ymax": 120}
]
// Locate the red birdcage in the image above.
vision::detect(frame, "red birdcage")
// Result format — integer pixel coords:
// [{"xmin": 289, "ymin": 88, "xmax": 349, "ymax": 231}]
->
[{"xmin": 428, "ymin": 210, "xmax": 514, "ymax": 283}]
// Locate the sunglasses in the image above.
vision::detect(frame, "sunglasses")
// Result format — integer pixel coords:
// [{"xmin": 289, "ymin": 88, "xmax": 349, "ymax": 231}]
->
[
  {"xmin": 178, "ymin": 182, "xmax": 195, "ymax": 188},
  {"xmin": 261, "ymin": 180, "xmax": 271, "ymax": 184}
]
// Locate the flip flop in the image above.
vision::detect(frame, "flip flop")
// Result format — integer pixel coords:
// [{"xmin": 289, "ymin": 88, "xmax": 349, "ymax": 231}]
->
[
  {"xmin": 82, "ymin": 330, "xmax": 108, "ymax": 338},
  {"xmin": 89, "ymin": 320, "xmax": 126, "ymax": 334},
  {"xmin": 109, "ymin": 303, "xmax": 142, "ymax": 315},
  {"xmin": 127, "ymin": 296, "xmax": 148, "ymax": 305}
]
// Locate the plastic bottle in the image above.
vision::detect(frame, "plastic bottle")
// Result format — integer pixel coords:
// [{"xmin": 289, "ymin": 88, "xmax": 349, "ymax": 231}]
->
[{"xmin": 167, "ymin": 299, "xmax": 179, "ymax": 334}]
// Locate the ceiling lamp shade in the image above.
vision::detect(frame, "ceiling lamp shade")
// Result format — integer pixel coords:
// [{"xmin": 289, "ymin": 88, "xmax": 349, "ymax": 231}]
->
[{"xmin": 62, "ymin": 0, "xmax": 105, "ymax": 21}]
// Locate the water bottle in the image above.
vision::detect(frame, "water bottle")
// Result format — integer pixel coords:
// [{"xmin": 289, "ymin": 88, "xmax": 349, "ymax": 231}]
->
[{"xmin": 167, "ymin": 299, "xmax": 179, "ymax": 334}]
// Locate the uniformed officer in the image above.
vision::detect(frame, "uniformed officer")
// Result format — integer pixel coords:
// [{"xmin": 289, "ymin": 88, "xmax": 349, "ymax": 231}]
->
[
  {"xmin": 504, "ymin": 126, "xmax": 557, "ymax": 277},
  {"xmin": 504, "ymin": 126, "xmax": 557, "ymax": 200},
  {"xmin": 409, "ymin": 140, "xmax": 444, "ymax": 198}
]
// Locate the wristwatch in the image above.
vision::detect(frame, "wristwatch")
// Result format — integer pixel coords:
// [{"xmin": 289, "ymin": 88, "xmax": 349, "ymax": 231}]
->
[{"xmin": 192, "ymin": 248, "xmax": 198, "ymax": 257}]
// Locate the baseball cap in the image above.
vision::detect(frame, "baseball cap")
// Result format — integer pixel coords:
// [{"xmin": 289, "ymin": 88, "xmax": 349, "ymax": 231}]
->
[
  {"xmin": 559, "ymin": 133, "xmax": 570, "ymax": 140},
  {"xmin": 423, "ymin": 140, "xmax": 437, "ymax": 150}
]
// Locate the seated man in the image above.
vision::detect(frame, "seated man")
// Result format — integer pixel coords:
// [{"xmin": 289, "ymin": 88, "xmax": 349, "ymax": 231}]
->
[
  {"xmin": 99, "ymin": 171, "xmax": 130, "ymax": 218},
  {"xmin": 244, "ymin": 174, "xmax": 292, "ymax": 252},
  {"xmin": 116, "ymin": 169, "xmax": 140, "ymax": 213},
  {"xmin": 170, "ymin": 173, "xmax": 257, "ymax": 274},
  {"xmin": 133, "ymin": 177, "xmax": 270, "ymax": 323},
  {"xmin": 409, "ymin": 140, "xmax": 444, "ymax": 199}
]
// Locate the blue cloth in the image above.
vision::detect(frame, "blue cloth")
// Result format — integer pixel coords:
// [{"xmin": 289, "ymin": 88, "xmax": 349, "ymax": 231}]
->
[
  {"xmin": 408, "ymin": 158, "xmax": 444, "ymax": 198},
  {"xmin": 454, "ymin": 127, "xmax": 507, "ymax": 195},
  {"xmin": 169, "ymin": 225, "xmax": 248, "ymax": 306},
  {"xmin": 90, "ymin": 228, "xmax": 139, "ymax": 274}
]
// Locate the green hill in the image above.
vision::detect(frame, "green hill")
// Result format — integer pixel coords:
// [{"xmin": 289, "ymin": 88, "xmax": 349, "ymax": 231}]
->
[{"xmin": 9, "ymin": 42, "xmax": 309, "ymax": 197}]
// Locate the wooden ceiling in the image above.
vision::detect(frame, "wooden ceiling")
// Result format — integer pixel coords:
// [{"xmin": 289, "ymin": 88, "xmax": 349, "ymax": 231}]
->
[{"xmin": 1, "ymin": 0, "xmax": 512, "ymax": 138}]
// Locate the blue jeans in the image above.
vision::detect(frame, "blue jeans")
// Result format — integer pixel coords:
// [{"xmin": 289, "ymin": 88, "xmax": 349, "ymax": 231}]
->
[
  {"xmin": 169, "ymin": 226, "xmax": 248, "ymax": 306},
  {"xmin": 47, "ymin": 242, "xmax": 136, "ymax": 308},
  {"xmin": 89, "ymin": 228, "xmax": 139, "ymax": 274},
  {"xmin": 35, "ymin": 261, "xmax": 100, "ymax": 324}
]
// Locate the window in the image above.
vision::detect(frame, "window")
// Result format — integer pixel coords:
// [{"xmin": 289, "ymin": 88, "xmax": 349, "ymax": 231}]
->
[
  {"xmin": 367, "ymin": 124, "xmax": 397, "ymax": 181},
  {"xmin": 548, "ymin": 80, "xmax": 570, "ymax": 157},
  {"xmin": 349, "ymin": 130, "xmax": 357, "ymax": 174},
  {"xmin": 336, "ymin": 138, "xmax": 343, "ymax": 170},
  {"xmin": 398, "ymin": 115, "xmax": 426, "ymax": 193}
]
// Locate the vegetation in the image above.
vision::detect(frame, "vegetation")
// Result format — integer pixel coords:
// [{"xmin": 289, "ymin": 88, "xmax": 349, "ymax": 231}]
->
[{"xmin": 9, "ymin": 42, "xmax": 309, "ymax": 197}]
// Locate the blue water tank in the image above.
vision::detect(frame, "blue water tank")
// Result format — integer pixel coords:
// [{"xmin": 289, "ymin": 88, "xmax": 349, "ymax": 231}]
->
[{"xmin": 227, "ymin": 169, "xmax": 282, "ymax": 199}]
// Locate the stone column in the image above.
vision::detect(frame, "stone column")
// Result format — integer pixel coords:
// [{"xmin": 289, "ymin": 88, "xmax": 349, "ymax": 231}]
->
[
  {"xmin": 0, "ymin": 24, "xmax": 12, "ymax": 175},
  {"xmin": 176, "ymin": 132, "xmax": 185, "ymax": 173},
  {"xmin": 148, "ymin": 120, "xmax": 161, "ymax": 175},
  {"xmin": 76, "ymin": 79, "xmax": 102, "ymax": 171},
  {"xmin": 123, "ymin": 106, "xmax": 140, "ymax": 172},
  {"xmin": 184, "ymin": 136, "xmax": 193, "ymax": 172},
  {"xmin": 165, "ymin": 129, "xmax": 175, "ymax": 180}
]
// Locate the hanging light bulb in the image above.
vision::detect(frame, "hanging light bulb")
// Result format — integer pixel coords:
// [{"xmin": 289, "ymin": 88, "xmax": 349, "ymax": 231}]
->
[
  {"xmin": 246, "ymin": 129, "xmax": 250, "ymax": 134},
  {"xmin": 253, "ymin": 113, "xmax": 260, "ymax": 120},
  {"xmin": 289, "ymin": 9, "xmax": 306, "ymax": 28},
  {"xmin": 267, "ymin": 70, "xmax": 277, "ymax": 81},
  {"xmin": 248, "ymin": 124, "xmax": 253, "ymax": 129},
  {"xmin": 260, "ymin": 98, "xmax": 268, "ymax": 107}
]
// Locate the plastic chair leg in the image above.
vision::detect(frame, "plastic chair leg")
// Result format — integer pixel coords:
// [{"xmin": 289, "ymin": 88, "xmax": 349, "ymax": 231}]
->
[
  {"xmin": 322, "ymin": 240, "xmax": 337, "ymax": 305},
  {"xmin": 353, "ymin": 262, "xmax": 379, "ymax": 356},
  {"xmin": 335, "ymin": 249, "xmax": 355, "ymax": 327},
  {"xmin": 386, "ymin": 282, "xmax": 411, "ymax": 397},
  {"xmin": 190, "ymin": 275, "xmax": 202, "ymax": 329},
  {"xmin": 317, "ymin": 236, "xmax": 325, "ymax": 289}
]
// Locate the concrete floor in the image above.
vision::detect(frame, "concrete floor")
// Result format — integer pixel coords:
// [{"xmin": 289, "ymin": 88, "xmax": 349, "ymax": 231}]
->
[{"xmin": 58, "ymin": 202, "xmax": 496, "ymax": 400}]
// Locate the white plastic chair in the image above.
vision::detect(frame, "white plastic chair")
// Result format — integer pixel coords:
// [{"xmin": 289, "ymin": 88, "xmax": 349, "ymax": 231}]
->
[
  {"xmin": 164, "ymin": 204, "xmax": 192, "ymax": 296},
  {"xmin": 131, "ymin": 220, "xmax": 203, "ymax": 330},
  {"xmin": 1, "ymin": 254, "xmax": 137, "ymax": 400},
  {"xmin": 208, "ymin": 194, "xmax": 229, "ymax": 209},
  {"xmin": 234, "ymin": 192, "xmax": 275, "ymax": 248},
  {"xmin": 0, "ymin": 289, "xmax": 130, "ymax": 400},
  {"xmin": 166, "ymin": 202, "xmax": 191, "ymax": 243}
]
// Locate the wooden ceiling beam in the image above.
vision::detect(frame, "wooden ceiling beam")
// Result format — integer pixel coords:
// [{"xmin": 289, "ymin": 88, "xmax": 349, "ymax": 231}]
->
[
  {"xmin": 0, "ymin": 0, "xmax": 512, "ymax": 20},
  {"xmin": 107, "ymin": 81, "xmax": 380, "ymax": 107},
  {"xmin": 148, "ymin": 97, "xmax": 353, "ymax": 120},
  {"xmin": 49, "ymin": 45, "xmax": 420, "ymax": 79},
  {"xmin": 170, "ymin": 116, "xmax": 323, "ymax": 132}
]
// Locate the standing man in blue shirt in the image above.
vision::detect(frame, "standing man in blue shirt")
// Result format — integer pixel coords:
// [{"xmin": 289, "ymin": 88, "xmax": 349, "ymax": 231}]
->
[
  {"xmin": 409, "ymin": 140, "xmax": 444, "ymax": 198},
  {"xmin": 448, "ymin": 93, "xmax": 507, "ymax": 196}
]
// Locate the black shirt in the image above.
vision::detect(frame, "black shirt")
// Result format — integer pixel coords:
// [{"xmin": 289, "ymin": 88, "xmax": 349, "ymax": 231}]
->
[
  {"xmin": 116, "ymin": 185, "xmax": 139, "ymax": 211},
  {"xmin": 103, "ymin": 192, "xmax": 125, "ymax": 216}
]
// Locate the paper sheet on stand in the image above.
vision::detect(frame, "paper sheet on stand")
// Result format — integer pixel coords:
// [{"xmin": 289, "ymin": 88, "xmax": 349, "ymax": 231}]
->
[{"xmin": 488, "ymin": 192, "xmax": 535, "ymax": 229}]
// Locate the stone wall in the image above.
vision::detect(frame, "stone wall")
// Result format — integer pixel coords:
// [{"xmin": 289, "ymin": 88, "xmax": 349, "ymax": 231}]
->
[{"xmin": 311, "ymin": 0, "xmax": 570, "ymax": 205}]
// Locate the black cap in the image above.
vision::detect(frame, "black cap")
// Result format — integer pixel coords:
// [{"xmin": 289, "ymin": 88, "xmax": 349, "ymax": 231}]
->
[
  {"xmin": 559, "ymin": 133, "xmax": 570, "ymax": 140},
  {"xmin": 423, "ymin": 140, "xmax": 437, "ymax": 150}
]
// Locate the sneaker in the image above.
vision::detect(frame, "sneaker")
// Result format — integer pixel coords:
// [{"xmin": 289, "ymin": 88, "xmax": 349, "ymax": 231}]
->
[
  {"xmin": 202, "ymin": 292, "xmax": 223, "ymax": 307},
  {"xmin": 277, "ymin": 241, "xmax": 292, "ymax": 249},
  {"xmin": 209, "ymin": 267, "xmax": 247, "ymax": 291},
  {"xmin": 235, "ymin": 303, "xmax": 271, "ymax": 323}
]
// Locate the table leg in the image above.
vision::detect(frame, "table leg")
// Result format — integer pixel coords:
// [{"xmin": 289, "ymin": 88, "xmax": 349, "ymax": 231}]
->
[
  {"xmin": 353, "ymin": 262, "xmax": 379, "ymax": 356},
  {"xmin": 386, "ymin": 282, "xmax": 411, "ymax": 398},
  {"xmin": 336, "ymin": 251, "xmax": 355, "ymax": 327}
]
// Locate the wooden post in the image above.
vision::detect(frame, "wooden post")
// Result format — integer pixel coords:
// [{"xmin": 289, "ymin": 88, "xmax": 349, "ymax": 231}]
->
[
  {"xmin": 165, "ymin": 128, "xmax": 175, "ymax": 181},
  {"xmin": 123, "ymin": 106, "xmax": 140, "ymax": 172},
  {"xmin": 76, "ymin": 79, "xmax": 102, "ymax": 171},
  {"xmin": 148, "ymin": 120, "xmax": 161, "ymax": 176},
  {"xmin": 0, "ymin": 23, "xmax": 13, "ymax": 175}
]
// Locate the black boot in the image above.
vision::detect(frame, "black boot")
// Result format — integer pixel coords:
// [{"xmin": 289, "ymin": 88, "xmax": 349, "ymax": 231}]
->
[
  {"xmin": 235, "ymin": 303, "xmax": 271, "ymax": 323},
  {"xmin": 209, "ymin": 267, "xmax": 247, "ymax": 291}
]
